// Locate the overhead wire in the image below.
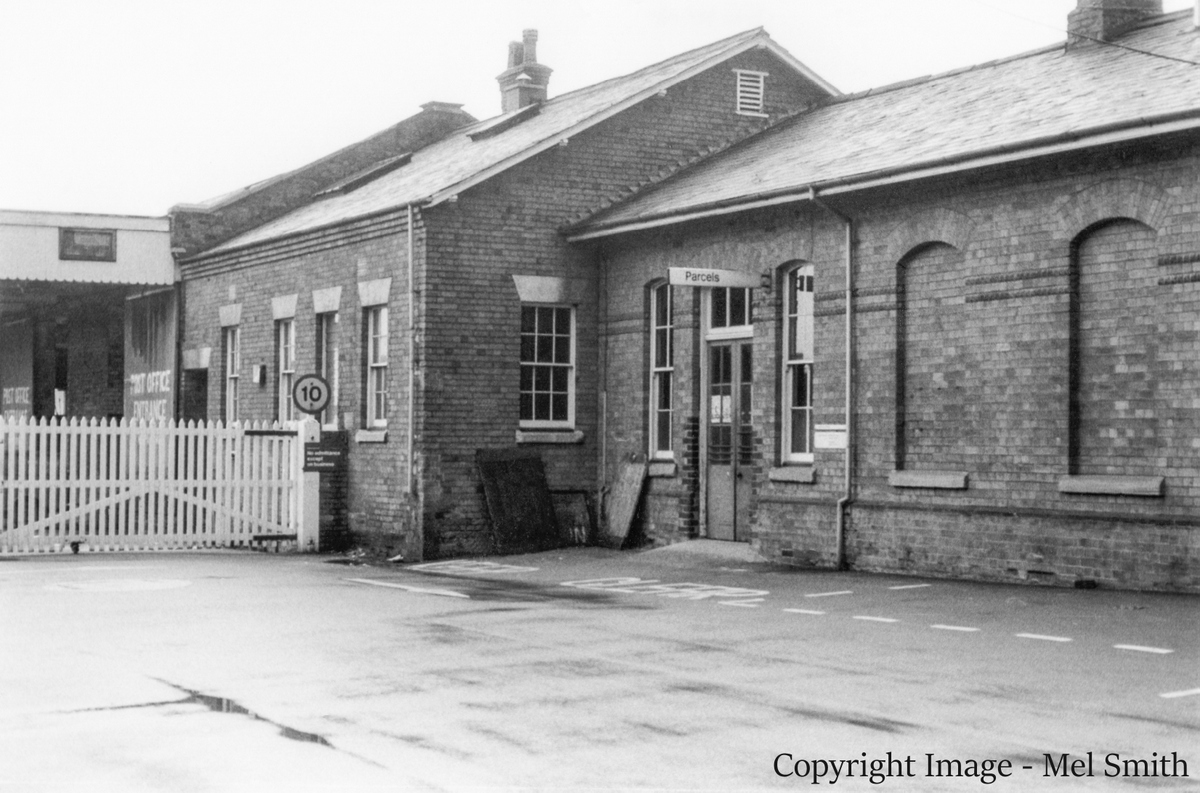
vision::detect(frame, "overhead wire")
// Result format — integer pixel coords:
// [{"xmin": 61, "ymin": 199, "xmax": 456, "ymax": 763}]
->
[{"xmin": 961, "ymin": 0, "xmax": 1200, "ymax": 66}]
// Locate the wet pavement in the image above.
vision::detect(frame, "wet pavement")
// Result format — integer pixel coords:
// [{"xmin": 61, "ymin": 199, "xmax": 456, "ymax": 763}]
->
[{"xmin": 0, "ymin": 543, "xmax": 1196, "ymax": 792}]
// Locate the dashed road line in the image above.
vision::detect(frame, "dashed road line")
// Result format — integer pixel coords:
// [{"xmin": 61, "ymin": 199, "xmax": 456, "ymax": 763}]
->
[
  {"xmin": 1114, "ymin": 644, "xmax": 1174, "ymax": 654},
  {"xmin": 805, "ymin": 590, "xmax": 853, "ymax": 598},
  {"xmin": 719, "ymin": 599, "xmax": 763, "ymax": 608},
  {"xmin": 346, "ymin": 578, "xmax": 470, "ymax": 598},
  {"xmin": 888, "ymin": 583, "xmax": 932, "ymax": 590},
  {"xmin": 783, "ymin": 608, "xmax": 826, "ymax": 615},
  {"xmin": 1160, "ymin": 688, "xmax": 1200, "ymax": 700},
  {"xmin": 931, "ymin": 624, "xmax": 980, "ymax": 632},
  {"xmin": 853, "ymin": 616, "xmax": 899, "ymax": 623},
  {"xmin": 1015, "ymin": 633, "xmax": 1072, "ymax": 643}
]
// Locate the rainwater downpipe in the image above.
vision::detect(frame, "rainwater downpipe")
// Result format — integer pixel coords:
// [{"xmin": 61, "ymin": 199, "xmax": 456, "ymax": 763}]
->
[
  {"xmin": 808, "ymin": 187, "xmax": 853, "ymax": 571},
  {"xmin": 407, "ymin": 204, "xmax": 417, "ymax": 496}
]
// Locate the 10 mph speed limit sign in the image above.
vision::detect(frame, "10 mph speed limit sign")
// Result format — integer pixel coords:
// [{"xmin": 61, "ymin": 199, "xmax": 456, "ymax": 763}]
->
[{"xmin": 292, "ymin": 374, "xmax": 331, "ymax": 415}]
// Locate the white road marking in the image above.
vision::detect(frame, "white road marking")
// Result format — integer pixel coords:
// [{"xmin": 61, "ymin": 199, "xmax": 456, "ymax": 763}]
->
[
  {"xmin": 561, "ymin": 578, "xmax": 769, "ymax": 601},
  {"xmin": 410, "ymin": 560, "xmax": 538, "ymax": 575},
  {"xmin": 44, "ymin": 578, "xmax": 192, "ymax": 592},
  {"xmin": 783, "ymin": 608, "xmax": 826, "ymax": 615},
  {"xmin": 805, "ymin": 590, "xmax": 853, "ymax": 598},
  {"xmin": 1160, "ymin": 688, "xmax": 1200, "ymax": 700},
  {"xmin": 1015, "ymin": 633, "xmax": 1072, "ymax": 643},
  {"xmin": 1114, "ymin": 644, "xmax": 1173, "ymax": 654},
  {"xmin": 346, "ymin": 578, "xmax": 469, "ymax": 598},
  {"xmin": 853, "ymin": 616, "xmax": 899, "ymax": 623},
  {"xmin": 888, "ymin": 583, "xmax": 932, "ymax": 590},
  {"xmin": 719, "ymin": 599, "xmax": 762, "ymax": 608},
  {"xmin": 931, "ymin": 624, "xmax": 980, "ymax": 632}
]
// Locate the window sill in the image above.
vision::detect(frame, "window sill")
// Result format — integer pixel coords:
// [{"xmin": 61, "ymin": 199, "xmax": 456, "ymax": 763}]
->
[
  {"xmin": 516, "ymin": 429, "xmax": 584, "ymax": 445},
  {"xmin": 889, "ymin": 470, "xmax": 969, "ymax": 490},
  {"xmin": 355, "ymin": 429, "xmax": 388, "ymax": 444},
  {"xmin": 768, "ymin": 466, "xmax": 815, "ymax": 484},
  {"xmin": 1058, "ymin": 475, "xmax": 1164, "ymax": 497},
  {"xmin": 648, "ymin": 461, "xmax": 677, "ymax": 478}
]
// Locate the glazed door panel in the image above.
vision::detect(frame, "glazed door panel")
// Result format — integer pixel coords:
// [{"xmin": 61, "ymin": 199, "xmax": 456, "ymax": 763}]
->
[{"xmin": 706, "ymin": 341, "xmax": 753, "ymax": 541}]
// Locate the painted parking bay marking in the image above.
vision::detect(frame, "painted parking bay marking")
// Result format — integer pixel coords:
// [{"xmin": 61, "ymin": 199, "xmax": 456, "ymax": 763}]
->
[
  {"xmin": 1160, "ymin": 688, "xmax": 1200, "ymax": 700},
  {"xmin": 347, "ymin": 578, "xmax": 469, "ymax": 598},
  {"xmin": 561, "ymin": 577, "xmax": 768, "ymax": 603},
  {"xmin": 1114, "ymin": 644, "xmax": 1174, "ymax": 654},
  {"xmin": 410, "ymin": 560, "xmax": 539, "ymax": 575}
]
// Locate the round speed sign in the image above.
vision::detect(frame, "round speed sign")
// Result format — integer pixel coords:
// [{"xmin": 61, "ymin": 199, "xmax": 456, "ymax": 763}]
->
[{"xmin": 292, "ymin": 374, "xmax": 331, "ymax": 415}]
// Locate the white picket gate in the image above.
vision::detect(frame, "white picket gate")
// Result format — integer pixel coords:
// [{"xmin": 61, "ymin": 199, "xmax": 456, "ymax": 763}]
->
[{"xmin": 0, "ymin": 417, "xmax": 316, "ymax": 553}]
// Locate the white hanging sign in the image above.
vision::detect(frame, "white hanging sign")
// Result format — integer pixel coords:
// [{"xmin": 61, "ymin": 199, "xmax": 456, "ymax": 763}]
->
[{"xmin": 668, "ymin": 267, "xmax": 760, "ymax": 288}]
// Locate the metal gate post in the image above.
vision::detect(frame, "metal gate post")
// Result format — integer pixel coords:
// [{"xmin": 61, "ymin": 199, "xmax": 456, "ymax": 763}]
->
[{"xmin": 295, "ymin": 418, "xmax": 321, "ymax": 552}]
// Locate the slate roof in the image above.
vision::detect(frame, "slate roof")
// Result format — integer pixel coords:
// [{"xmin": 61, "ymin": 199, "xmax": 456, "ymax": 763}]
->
[
  {"xmin": 196, "ymin": 27, "xmax": 834, "ymax": 258},
  {"xmin": 570, "ymin": 10, "xmax": 1200, "ymax": 237}
]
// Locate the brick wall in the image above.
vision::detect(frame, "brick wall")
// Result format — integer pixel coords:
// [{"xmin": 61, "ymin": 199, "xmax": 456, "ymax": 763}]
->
[
  {"xmin": 179, "ymin": 209, "xmax": 420, "ymax": 558},
  {"xmin": 590, "ymin": 134, "xmax": 1200, "ymax": 591}
]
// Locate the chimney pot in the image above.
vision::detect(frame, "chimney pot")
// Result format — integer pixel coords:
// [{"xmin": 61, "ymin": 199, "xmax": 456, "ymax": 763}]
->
[
  {"xmin": 522, "ymin": 29, "xmax": 538, "ymax": 64},
  {"xmin": 497, "ymin": 29, "xmax": 552, "ymax": 113}
]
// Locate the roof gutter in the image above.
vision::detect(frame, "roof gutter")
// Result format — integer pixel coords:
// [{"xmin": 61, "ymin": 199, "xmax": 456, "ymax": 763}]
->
[{"xmin": 566, "ymin": 108, "xmax": 1200, "ymax": 242}]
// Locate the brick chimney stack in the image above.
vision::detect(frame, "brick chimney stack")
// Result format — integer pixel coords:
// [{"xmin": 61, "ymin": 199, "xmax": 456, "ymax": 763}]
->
[
  {"xmin": 1067, "ymin": 0, "xmax": 1163, "ymax": 47},
  {"xmin": 497, "ymin": 29, "xmax": 553, "ymax": 112}
]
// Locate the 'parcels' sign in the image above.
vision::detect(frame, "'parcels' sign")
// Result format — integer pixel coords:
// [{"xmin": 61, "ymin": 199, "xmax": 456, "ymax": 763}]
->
[{"xmin": 668, "ymin": 267, "xmax": 761, "ymax": 288}]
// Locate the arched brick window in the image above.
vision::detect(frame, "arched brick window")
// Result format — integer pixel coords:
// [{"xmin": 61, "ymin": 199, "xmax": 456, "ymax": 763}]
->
[
  {"xmin": 1069, "ymin": 219, "xmax": 1159, "ymax": 476},
  {"xmin": 895, "ymin": 242, "xmax": 973, "ymax": 471}
]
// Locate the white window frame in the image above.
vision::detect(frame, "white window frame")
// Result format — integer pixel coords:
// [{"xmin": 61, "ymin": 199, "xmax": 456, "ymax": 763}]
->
[
  {"xmin": 519, "ymin": 304, "xmax": 576, "ymax": 429},
  {"xmin": 649, "ymin": 282, "xmax": 674, "ymax": 459},
  {"xmin": 366, "ymin": 306, "xmax": 388, "ymax": 428},
  {"xmin": 734, "ymin": 69, "xmax": 768, "ymax": 118},
  {"xmin": 316, "ymin": 311, "xmax": 339, "ymax": 429},
  {"xmin": 782, "ymin": 264, "xmax": 815, "ymax": 464},
  {"xmin": 223, "ymin": 326, "xmax": 240, "ymax": 423},
  {"xmin": 706, "ymin": 286, "xmax": 754, "ymax": 341},
  {"xmin": 276, "ymin": 318, "xmax": 295, "ymax": 422}
]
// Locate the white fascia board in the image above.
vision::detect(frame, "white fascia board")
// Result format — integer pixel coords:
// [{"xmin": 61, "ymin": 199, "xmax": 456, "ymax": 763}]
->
[{"xmin": 0, "ymin": 209, "xmax": 169, "ymax": 232}]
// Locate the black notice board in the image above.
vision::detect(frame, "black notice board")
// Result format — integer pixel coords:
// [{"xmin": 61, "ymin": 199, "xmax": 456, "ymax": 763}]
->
[
  {"xmin": 304, "ymin": 440, "xmax": 346, "ymax": 472},
  {"xmin": 476, "ymin": 448, "xmax": 560, "ymax": 554}
]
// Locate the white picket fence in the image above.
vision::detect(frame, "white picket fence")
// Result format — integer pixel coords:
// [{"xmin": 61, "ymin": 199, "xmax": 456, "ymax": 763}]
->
[{"xmin": 0, "ymin": 417, "xmax": 313, "ymax": 553}]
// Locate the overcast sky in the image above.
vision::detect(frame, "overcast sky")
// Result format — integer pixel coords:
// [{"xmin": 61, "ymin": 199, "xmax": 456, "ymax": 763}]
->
[{"xmin": 1, "ymin": 0, "xmax": 1193, "ymax": 217}]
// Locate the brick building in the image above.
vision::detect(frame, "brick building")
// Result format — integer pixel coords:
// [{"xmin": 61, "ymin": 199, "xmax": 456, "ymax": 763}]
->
[
  {"xmin": 569, "ymin": 2, "xmax": 1200, "ymax": 591},
  {"xmin": 173, "ymin": 29, "xmax": 835, "ymax": 559}
]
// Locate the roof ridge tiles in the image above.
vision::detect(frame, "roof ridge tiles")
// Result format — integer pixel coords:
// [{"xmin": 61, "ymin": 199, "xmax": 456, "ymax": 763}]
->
[{"xmin": 816, "ymin": 7, "xmax": 1192, "ymax": 111}]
